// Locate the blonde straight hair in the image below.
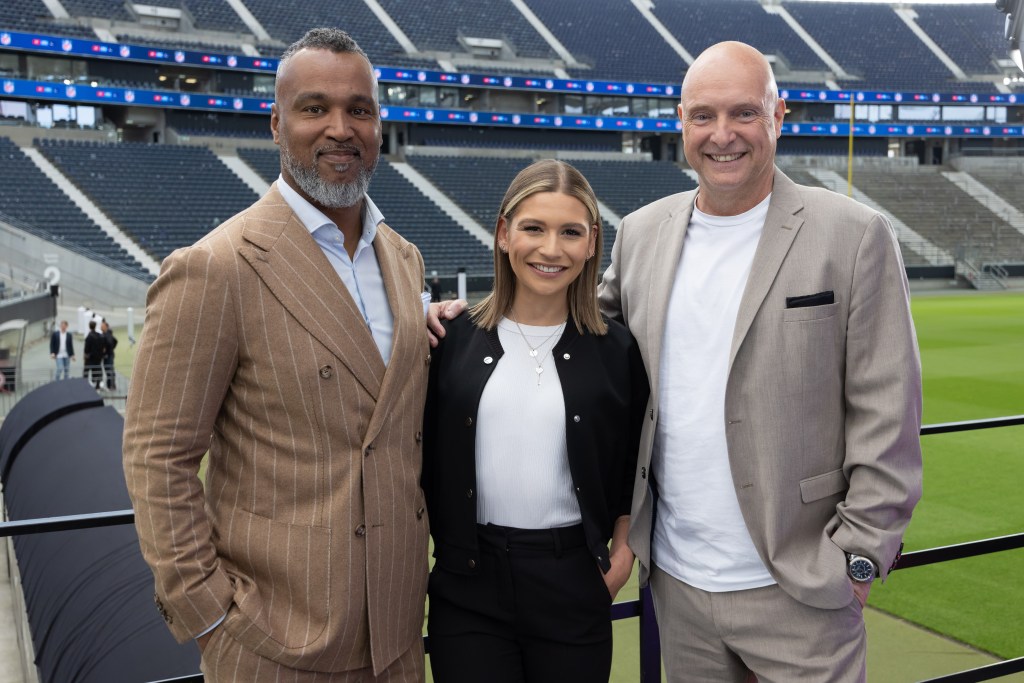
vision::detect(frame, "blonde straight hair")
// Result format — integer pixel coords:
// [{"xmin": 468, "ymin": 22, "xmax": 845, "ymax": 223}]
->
[{"xmin": 470, "ymin": 159, "xmax": 607, "ymax": 335}]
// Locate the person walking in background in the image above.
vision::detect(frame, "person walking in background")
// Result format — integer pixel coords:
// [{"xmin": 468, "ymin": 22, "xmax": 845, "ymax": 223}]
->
[
  {"xmin": 101, "ymin": 320, "xmax": 117, "ymax": 390},
  {"xmin": 82, "ymin": 320, "xmax": 104, "ymax": 390},
  {"xmin": 49, "ymin": 320, "xmax": 75, "ymax": 380},
  {"xmin": 124, "ymin": 28, "xmax": 431, "ymax": 683},
  {"xmin": 597, "ymin": 41, "xmax": 923, "ymax": 681},
  {"xmin": 423, "ymin": 160, "xmax": 649, "ymax": 683}
]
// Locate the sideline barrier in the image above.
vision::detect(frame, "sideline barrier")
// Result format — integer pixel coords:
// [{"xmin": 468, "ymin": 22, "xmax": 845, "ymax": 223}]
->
[{"xmin": 1, "ymin": 415, "xmax": 1022, "ymax": 683}]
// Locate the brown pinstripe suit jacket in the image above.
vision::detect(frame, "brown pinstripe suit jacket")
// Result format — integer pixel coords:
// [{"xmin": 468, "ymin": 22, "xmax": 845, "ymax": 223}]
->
[{"xmin": 123, "ymin": 183, "xmax": 431, "ymax": 674}]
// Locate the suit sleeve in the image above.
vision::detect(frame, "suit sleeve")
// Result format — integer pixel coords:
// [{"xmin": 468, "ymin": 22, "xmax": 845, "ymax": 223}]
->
[
  {"xmin": 598, "ymin": 218, "xmax": 626, "ymax": 323},
  {"xmin": 831, "ymin": 214, "xmax": 923, "ymax": 580},
  {"xmin": 122, "ymin": 244, "xmax": 237, "ymax": 641},
  {"xmin": 619, "ymin": 333, "xmax": 650, "ymax": 517}
]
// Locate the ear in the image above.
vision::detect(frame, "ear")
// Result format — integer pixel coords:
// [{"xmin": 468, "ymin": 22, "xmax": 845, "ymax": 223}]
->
[
  {"xmin": 773, "ymin": 98, "xmax": 786, "ymax": 139},
  {"xmin": 496, "ymin": 216, "xmax": 509, "ymax": 251},
  {"xmin": 588, "ymin": 223, "xmax": 598, "ymax": 259},
  {"xmin": 270, "ymin": 103, "xmax": 281, "ymax": 144}
]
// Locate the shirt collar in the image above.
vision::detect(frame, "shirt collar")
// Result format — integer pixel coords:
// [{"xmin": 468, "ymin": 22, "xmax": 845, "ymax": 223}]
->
[{"xmin": 277, "ymin": 175, "xmax": 385, "ymax": 245}]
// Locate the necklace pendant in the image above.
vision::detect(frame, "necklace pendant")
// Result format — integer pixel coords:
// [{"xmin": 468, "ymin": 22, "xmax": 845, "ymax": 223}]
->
[
  {"xmin": 535, "ymin": 366, "xmax": 544, "ymax": 375},
  {"xmin": 529, "ymin": 349, "xmax": 538, "ymax": 357}
]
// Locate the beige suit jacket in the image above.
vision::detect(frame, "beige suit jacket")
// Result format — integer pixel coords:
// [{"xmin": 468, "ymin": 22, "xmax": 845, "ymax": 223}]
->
[
  {"xmin": 599, "ymin": 168, "xmax": 923, "ymax": 610},
  {"xmin": 123, "ymin": 183, "xmax": 430, "ymax": 674}
]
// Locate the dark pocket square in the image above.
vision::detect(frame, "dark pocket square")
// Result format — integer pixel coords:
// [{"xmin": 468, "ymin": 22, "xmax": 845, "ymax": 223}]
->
[{"xmin": 785, "ymin": 290, "xmax": 835, "ymax": 309}]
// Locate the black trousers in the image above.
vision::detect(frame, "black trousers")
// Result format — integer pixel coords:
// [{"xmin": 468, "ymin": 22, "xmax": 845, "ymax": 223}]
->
[
  {"xmin": 103, "ymin": 355, "xmax": 115, "ymax": 389},
  {"xmin": 84, "ymin": 362, "xmax": 103, "ymax": 388},
  {"xmin": 428, "ymin": 523, "xmax": 613, "ymax": 683}
]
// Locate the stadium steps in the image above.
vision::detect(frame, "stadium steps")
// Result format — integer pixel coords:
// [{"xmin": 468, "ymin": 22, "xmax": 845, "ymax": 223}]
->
[
  {"xmin": 20, "ymin": 146, "xmax": 161, "ymax": 277},
  {"xmin": 808, "ymin": 169, "xmax": 954, "ymax": 266},
  {"xmin": 941, "ymin": 172, "xmax": 1024, "ymax": 236},
  {"xmin": 217, "ymin": 153, "xmax": 271, "ymax": 196},
  {"xmin": 387, "ymin": 161, "xmax": 492, "ymax": 247}
]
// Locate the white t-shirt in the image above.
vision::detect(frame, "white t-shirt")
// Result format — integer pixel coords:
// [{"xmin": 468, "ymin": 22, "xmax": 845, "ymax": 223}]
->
[
  {"xmin": 474, "ymin": 318, "xmax": 582, "ymax": 529},
  {"xmin": 651, "ymin": 194, "xmax": 776, "ymax": 592}
]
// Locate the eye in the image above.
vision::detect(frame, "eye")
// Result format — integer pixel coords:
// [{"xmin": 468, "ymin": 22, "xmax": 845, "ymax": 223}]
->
[
  {"xmin": 303, "ymin": 105, "xmax": 324, "ymax": 114},
  {"xmin": 519, "ymin": 224, "xmax": 542, "ymax": 232},
  {"xmin": 562, "ymin": 228, "xmax": 583, "ymax": 237},
  {"xmin": 691, "ymin": 112, "xmax": 711, "ymax": 123},
  {"xmin": 738, "ymin": 110, "xmax": 758, "ymax": 119}
]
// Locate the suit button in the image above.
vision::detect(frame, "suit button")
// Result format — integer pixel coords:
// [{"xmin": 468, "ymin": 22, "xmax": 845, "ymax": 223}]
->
[
  {"xmin": 364, "ymin": 445, "xmax": 374, "ymax": 457},
  {"xmin": 466, "ymin": 488, "xmax": 474, "ymax": 499},
  {"xmin": 483, "ymin": 356, "xmax": 493, "ymax": 364},
  {"xmin": 415, "ymin": 431, "xmax": 423, "ymax": 443},
  {"xmin": 417, "ymin": 507, "xmax": 425, "ymax": 519},
  {"xmin": 468, "ymin": 559, "xmax": 476, "ymax": 569},
  {"xmin": 355, "ymin": 524, "xmax": 366, "ymax": 537},
  {"xmin": 563, "ymin": 353, "xmax": 571, "ymax": 360},
  {"xmin": 426, "ymin": 354, "xmax": 431, "ymax": 366},
  {"xmin": 649, "ymin": 409, "xmax": 654, "ymax": 420},
  {"xmin": 465, "ymin": 417, "xmax": 473, "ymax": 427},
  {"xmin": 641, "ymin": 466, "xmax": 647, "ymax": 480},
  {"xmin": 573, "ymin": 415, "xmax": 581, "ymax": 423},
  {"xmin": 319, "ymin": 365, "xmax": 332, "ymax": 379}
]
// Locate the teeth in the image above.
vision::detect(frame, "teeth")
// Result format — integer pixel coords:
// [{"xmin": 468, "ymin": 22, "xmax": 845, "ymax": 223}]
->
[
  {"xmin": 533, "ymin": 264, "xmax": 564, "ymax": 273},
  {"xmin": 710, "ymin": 153, "xmax": 743, "ymax": 162}
]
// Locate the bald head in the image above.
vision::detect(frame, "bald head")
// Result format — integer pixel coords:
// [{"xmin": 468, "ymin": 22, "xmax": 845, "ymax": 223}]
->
[
  {"xmin": 677, "ymin": 41, "xmax": 786, "ymax": 216},
  {"xmin": 682, "ymin": 41, "xmax": 778, "ymax": 112}
]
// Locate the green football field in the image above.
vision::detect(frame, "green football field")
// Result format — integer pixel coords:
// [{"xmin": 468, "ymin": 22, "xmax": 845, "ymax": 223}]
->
[{"xmin": 867, "ymin": 292, "xmax": 1024, "ymax": 659}]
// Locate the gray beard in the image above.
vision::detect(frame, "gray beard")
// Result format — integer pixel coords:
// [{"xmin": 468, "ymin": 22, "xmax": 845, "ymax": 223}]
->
[{"xmin": 282, "ymin": 148, "xmax": 375, "ymax": 209}]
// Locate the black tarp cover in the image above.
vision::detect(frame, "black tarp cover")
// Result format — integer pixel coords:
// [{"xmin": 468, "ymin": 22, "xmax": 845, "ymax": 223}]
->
[{"xmin": 0, "ymin": 378, "xmax": 200, "ymax": 682}]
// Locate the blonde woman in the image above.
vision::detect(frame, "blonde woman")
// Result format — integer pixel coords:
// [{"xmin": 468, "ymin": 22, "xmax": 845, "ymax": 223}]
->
[{"xmin": 422, "ymin": 160, "xmax": 649, "ymax": 682}]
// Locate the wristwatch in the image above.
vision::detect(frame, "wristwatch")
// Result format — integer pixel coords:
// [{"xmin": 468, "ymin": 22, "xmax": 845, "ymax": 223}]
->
[{"xmin": 846, "ymin": 554, "xmax": 877, "ymax": 583}]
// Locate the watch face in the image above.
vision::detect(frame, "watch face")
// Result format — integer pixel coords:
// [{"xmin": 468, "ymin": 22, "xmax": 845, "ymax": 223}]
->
[{"xmin": 849, "ymin": 557, "xmax": 874, "ymax": 582}]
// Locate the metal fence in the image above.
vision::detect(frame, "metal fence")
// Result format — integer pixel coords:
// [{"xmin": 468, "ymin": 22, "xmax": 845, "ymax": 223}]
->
[{"xmin": 1, "ymin": 415, "xmax": 1021, "ymax": 683}]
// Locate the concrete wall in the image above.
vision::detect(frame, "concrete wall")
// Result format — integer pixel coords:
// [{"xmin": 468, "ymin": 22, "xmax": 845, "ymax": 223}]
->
[{"xmin": 0, "ymin": 223, "xmax": 150, "ymax": 313}]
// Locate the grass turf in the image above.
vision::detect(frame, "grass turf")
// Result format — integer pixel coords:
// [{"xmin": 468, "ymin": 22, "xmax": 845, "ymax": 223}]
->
[{"xmin": 866, "ymin": 292, "xmax": 1024, "ymax": 659}]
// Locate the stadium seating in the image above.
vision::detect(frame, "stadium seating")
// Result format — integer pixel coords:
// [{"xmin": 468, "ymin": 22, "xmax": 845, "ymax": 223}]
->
[
  {"xmin": 0, "ymin": 136, "xmax": 150, "ymax": 278},
  {"xmin": 61, "ymin": 0, "xmax": 248, "ymax": 34},
  {"xmin": 407, "ymin": 154, "xmax": 530, "ymax": 230},
  {"xmin": 167, "ymin": 111, "xmax": 273, "ymax": 139},
  {"xmin": 913, "ymin": 4, "xmax": 1008, "ymax": 77},
  {"xmin": 851, "ymin": 168, "xmax": 1024, "ymax": 264},
  {"xmin": 237, "ymin": 146, "xmax": 281, "ymax": 184},
  {"xmin": 376, "ymin": 0, "xmax": 555, "ymax": 61},
  {"xmin": 0, "ymin": 0, "xmax": 96, "ymax": 38},
  {"xmin": 966, "ymin": 168, "xmax": 1024, "ymax": 214},
  {"xmin": 653, "ymin": 0, "xmax": 825, "ymax": 72},
  {"xmin": 36, "ymin": 139, "xmax": 258, "ymax": 261},
  {"xmin": 782, "ymin": 1, "xmax": 996, "ymax": 93},
  {"xmin": 241, "ymin": 0, "xmax": 438, "ymax": 69},
  {"xmin": 524, "ymin": 0, "xmax": 687, "ymax": 84}
]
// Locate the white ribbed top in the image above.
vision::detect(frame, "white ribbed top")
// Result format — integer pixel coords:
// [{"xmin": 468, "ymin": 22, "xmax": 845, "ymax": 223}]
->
[{"xmin": 474, "ymin": 318, "xmax": 582, "ymax": 529}]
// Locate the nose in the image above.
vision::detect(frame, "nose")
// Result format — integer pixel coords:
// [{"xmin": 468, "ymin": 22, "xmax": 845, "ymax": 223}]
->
[
  {"xmin": 325, "ymin": 110, "xmax": 352, "ymax": 140},
  {"xmin": 538, "ymin": 230, "xmax": 560, "ymax": 257},
  {"xmin": 709, "ymin": 118, "xmax": 735, "ymax": 148}
]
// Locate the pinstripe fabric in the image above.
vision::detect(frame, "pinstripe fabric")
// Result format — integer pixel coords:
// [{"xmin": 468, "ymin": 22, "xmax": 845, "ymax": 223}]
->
[{"xmin": 124, "ymin": 182, "xmax": 430, "ymax": 675}]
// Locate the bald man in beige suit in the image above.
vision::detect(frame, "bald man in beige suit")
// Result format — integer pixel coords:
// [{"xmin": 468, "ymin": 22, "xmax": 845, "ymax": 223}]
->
[
  {"xmin": 598, "ymin": 42, "xmax": 923, "ymax": 681},
  {"xmin": 124, "ymin": 29, "xmax": 429, "ymax": 682}
]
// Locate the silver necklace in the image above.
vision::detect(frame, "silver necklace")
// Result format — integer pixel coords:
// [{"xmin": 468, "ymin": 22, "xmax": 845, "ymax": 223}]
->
[{"xmin": 511, "ymin": 316, "xmax": 566, "ymax": 386}]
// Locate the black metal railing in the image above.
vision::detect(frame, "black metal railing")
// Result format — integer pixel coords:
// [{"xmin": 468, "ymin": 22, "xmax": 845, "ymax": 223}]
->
[{"xmin": 1, "ymin": 415, "xmax": 1021, "ymax": 683}]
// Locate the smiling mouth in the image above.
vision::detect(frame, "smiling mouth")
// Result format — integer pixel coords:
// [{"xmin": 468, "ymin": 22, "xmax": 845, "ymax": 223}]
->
[
  {"xmin": 707, "ymin": 152, "xmax": 744, "ymax": 162},
  {"xmin": 531, "ymin": 263, "xmax": 566, "ymax": 274},
  {"xmin": 318, "ymin": 147, "xmax": 360, "ymax": 163}
]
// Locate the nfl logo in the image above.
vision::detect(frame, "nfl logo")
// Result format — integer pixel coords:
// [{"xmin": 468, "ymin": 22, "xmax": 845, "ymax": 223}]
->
[
  {"xmin": 426, "ymin": 110, "xmax": 435, "ymax": 121},
  {"xmin": 66, "ymin": 85, "xmax": 76, "ymax": 98},
  {"xmin": 233, "ymin": 98, "xmax": 243, "ymax": 110},
  {"xmin": 125, "ymin": 90, "xmax": 135, "ymax": 102},
  {"xmin": 120, "ymin": 45, "xmax": 130, "ymax": 58},
  {"xmin": 503, "ymin": 77, "xmax": 512, "ymax": 87},
  {"xmin": 3, "ymin": 81, "xmax": 14, "ymax": 94},
  {"xmin": 227, "ymin": 56, "xmax": 237, "ymax": 67},
  {"xmin": 175, "ymin": 51, "xmax": 185, "ymax": 63},
  {"xmin": 554, "ymin": 116, "xmax": 562, "ymax": 126},
  {"xmin": 469, "ymin": 112, "xmax": 478, "ymax": 123},
  {"xmin": 62, "ymin": 39, "xmax": 73, "ymax": 51},
  {"xmin": 512, "ymin": 114, "xmax": 521, "ymax": 124},
  {"xmin": 180, "ymin": 94, "xmax": 190, "ymax": 106},
  {"xmin": 1, "ymin": 33, "xmax": 11, "ymax": 46},
  {"xmin": 595, "ymin": 118, "xmax": 604, "ymax": 128}
]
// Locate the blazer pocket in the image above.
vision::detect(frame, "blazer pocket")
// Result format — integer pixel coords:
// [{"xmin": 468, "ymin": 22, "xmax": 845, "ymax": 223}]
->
[
  {"xmin": 783, "ymin": 301, "xmax": 838, "ymax": 323},
  {"xmin": 223, "ymin": 507, "xmax": 332, "ymax": 651},
  {"xmin": 800, "ymin": 468, "xmax": 848, "ymax": 503}
]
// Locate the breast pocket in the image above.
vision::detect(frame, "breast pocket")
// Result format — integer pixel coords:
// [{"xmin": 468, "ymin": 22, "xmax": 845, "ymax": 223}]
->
[{"xmin": 783, "ymin": 301, "xmax": 838, "ymax": 323}]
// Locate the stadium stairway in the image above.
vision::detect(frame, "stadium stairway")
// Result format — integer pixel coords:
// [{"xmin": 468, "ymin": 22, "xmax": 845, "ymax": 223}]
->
[
  {"xmin": 807, "ymin": 169, "xmax": 954, "ymax": 266},
  {"xmin": 941, "ymin": 172, "xmax": 1024, "ymax": 237},
  {"xmin": 18, "ymin": 146, "xmax": 160, "ymax": 276},
  {"xmin": 217, "ymin": 153, "xmax": 272, "ymax": 196},
  {"xmin": 387, "ymin": 161, "xmax": 493, "ymax": 247}
]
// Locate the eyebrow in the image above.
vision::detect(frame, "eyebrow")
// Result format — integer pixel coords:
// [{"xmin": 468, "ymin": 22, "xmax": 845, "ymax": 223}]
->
[
  {"xmin": 517, "ymin": 216, "xmax": 589, "ymax": 229},
  {"xmin": 291, "ymin": 92, "xmax": 377, "ymax": 107}
]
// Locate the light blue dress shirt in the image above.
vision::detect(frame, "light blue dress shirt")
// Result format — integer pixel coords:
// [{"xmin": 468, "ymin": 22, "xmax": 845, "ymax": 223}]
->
[{"xmin": 277, "ymin": 176, "xmax": 394, "ymax": 366}]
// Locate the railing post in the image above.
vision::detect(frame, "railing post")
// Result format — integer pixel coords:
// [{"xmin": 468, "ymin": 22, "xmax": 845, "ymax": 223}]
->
[{"xmin": 639, "ymin": 585, "xmax": 661, "ymax": 683}]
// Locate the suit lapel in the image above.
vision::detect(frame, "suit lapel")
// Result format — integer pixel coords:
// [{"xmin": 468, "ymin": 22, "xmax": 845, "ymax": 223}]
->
[
  {"xmin": 728, "ymin": 169, "xmax": 805, "ymax": 373},
  {"xmin": 238, "ymin": 184, "xmax": 385, "ymax": 399},
  {"xmin": 363, "ymin": 222, "xmax": 417, "ymax": 445},
  {"xmin": 645, "ymin": 192, "xmax": 695, "ymax": 399}
]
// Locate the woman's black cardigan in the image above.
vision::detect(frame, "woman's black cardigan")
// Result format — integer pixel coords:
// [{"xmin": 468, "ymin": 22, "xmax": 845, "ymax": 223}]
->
[{"xmin": 422, "ymin": 313, "xmax": 650, "ymax": 575}]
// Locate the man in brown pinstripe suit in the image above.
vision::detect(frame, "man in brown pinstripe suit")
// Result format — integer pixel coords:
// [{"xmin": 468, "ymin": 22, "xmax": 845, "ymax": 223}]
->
[{"xmin": 124, "ymin": 28, "xmax": 430, "ymax": 682}]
